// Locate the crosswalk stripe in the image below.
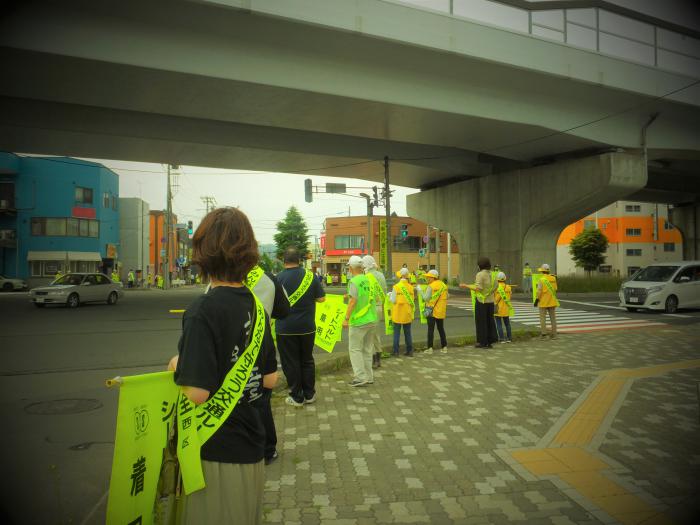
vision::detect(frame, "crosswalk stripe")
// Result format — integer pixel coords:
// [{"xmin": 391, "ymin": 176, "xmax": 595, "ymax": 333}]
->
[{"xmin": 446, "ymin": 299, "xmax": 665, "ymax": 333}]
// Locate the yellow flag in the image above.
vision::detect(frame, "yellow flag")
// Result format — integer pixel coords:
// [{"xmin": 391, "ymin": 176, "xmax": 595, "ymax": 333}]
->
[
  {"xmin": 106, "ymin": 372, "xmax": 179, "ymax": 525},
  {"xmin": 314, "ymin": 294, "xmax": 345, "ymax": 352}
]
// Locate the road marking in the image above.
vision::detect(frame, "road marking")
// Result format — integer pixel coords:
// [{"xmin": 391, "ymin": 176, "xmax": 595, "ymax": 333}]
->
[
  {"xmin": 502, "ymin": 359, "xmax": 700, "ymax": 525},
  {"xmin": 661, "ymin": 313, "xmax": 692, "ymax": 318},
  {"xmin": 448, "ymin": 300, "xmax": 666, "ymax": 333},
  {"xmin": 169, "ymin": 309, "xmax": 185, "ymax": 313},
  {"xmin": 558, "ymin": 299, "xmax": 627, "ymax": 310}
]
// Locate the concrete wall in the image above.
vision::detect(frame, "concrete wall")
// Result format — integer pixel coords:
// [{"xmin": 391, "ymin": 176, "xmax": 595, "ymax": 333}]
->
[
  {"xmin": 118, "ymin": 198, "xmax": 150, "ymax": 280},
  {"xmin": 407, "ymin": 152, "xmax": 647, "ymax": 283},
  {"xmin": 671, "ymin": 200, "xmax": 700, "ymax": 261}
]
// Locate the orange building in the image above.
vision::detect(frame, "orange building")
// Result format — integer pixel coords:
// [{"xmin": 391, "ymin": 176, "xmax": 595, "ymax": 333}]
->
[
  {"xmin": 557, "ymin": 201, "xmax": 683, "ymax": 277},
  {"xmin": 321, "ymin": 215, "xmax": 460, "ymax": 280},
  {"xmin": 149, "ymin": 210, "xmax": 179, "ymax": 279}
]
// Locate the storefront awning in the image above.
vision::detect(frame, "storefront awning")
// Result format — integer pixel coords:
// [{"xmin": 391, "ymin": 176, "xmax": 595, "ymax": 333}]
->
[{"xmin": 27, "ymin": 251, "xmax": 103, "ymax": 262}]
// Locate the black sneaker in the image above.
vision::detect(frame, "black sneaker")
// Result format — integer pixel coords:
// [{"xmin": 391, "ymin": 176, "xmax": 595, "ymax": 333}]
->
[{"xmin": 265, "ymin": 451, "xmax": 279, "ymax": 465}]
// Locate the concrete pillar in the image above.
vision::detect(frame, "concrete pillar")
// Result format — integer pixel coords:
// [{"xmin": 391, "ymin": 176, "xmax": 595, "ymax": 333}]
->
[
  {"xmin": 407, "ymin": 152, "xmax": 647, "ymax": 282},
  {"xmin": 670, "ymin": 200, "xmax": 700, "ymax": 261}
]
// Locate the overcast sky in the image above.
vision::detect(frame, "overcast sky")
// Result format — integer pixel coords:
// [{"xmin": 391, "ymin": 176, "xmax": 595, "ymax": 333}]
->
[{"xmin": 93, "ymin": 158, "xmax": 419, "ymax": 245}]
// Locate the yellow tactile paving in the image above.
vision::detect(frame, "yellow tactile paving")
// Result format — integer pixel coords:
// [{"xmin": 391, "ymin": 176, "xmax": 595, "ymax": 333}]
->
[{"xmin": 506, "ymin": 359, "xmax": 700, "ymax": 525}]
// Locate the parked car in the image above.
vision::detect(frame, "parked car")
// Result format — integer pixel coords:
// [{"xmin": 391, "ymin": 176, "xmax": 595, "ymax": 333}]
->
[
  {"xmin": 29, "ymin": 272, "xmax": 123, "ymax": 308},
  {"xmin": 0, "ymin": 274, "xmax": 27, "ymax": 291},
  {"xmin": 619, "ymin": 261, "xmax": 700, "ymax": 313}
]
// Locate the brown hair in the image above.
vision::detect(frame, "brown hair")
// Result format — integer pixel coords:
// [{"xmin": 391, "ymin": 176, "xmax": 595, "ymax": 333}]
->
[
  {"xmin": 477, "ymin": 256, "xmax": 491, "ymax": 270},
  {"xmin": 192, "ymin": 207, "xmax": 259, "ymax": 282}
]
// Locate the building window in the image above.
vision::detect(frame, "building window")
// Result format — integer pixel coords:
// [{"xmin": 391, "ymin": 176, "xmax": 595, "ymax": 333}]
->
[
  {"xmin": 625, "ymin": 228, "xmax": 641, "ymax": 236},
  {"xmin": 75, "ymin": 186, "xmax": 93, "ymax": 204},
  {"xmin": 599, "ymin": 265, "xmax": 612, "ymax": 273},
  {"xmin": 584, "ymin": 219, "xmax": 596, "ymax": 230},
  {"xmin": 103, "ymin": 192, "xmax": 109, "ymax": 207},
  {"xmin": 663, "ymin": 221, "xmax": 674, "ymax": 230},
  {"xmin": 46, "ymin": 218, "xmax": 67, "ymax": 236},
  {"xmin": 393, "ymin": 236, "xmax": 421, "ymax": 252},
  {"xmin": 625, "ymin": 204, "xmax": 641, "ymax": 212},
  {"xmin": 67, "ymin": 218, "xmax": 79, "ymax": 236},
  {"xmin": 626, "ymin": 249, "xmax": 642, "ymax": 256},
  {"xmin": 31, "ymin": 217, "xmax": 44, "ymax": 236},
  {"xmin": 88, "ymin": 219, "xmax": 99, "ymax": 238},
  {"xmin": 112, "ymin": 195, "xmax": 118, "ymax": 210},
  {"xmin": 334, "ymin": 235, "xmax": 364, "ymax": 250},
  {"xmin": 628, "ymin": 266, "xmax": 641, "ymax": 277},
  {"xmin": 79, "ymin": 219, "xmax": 89, "ymax": 237},
  {"xmin": 30, "ymin": 261, "xmax": 41, "ymax": 277},
  {"xmin": 663, "ymin": 243, "xmax": 675, "ymax": 252}
]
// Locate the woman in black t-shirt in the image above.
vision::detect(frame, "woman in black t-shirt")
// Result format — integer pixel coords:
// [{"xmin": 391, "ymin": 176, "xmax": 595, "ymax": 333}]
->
[{"xmin": 167, "ymin": 207, "xmax": 277, "ymax": 525}]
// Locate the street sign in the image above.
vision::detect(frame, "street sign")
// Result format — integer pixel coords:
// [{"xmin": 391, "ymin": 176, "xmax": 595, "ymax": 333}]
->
[
  {"xmin": 160, "ymin": 249, "xmax": 166, "ymax": 257},
  {"xmin": 418, "ymin": 248, "xmax": 426, "ymax": 257},
  {"xmin": 326, "ymin": 183, "xmax": 346, "ymax": 194},
  {"xmin": 422, "ymin": 235, "xmax": 429, "ymax": 243},
  {"xmin": 379, "ymin": 219, "xmax": 387, "ymax": 270}
]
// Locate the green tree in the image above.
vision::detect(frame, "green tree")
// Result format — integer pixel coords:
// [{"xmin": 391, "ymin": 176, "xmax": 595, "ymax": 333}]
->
[
  {"xmin": 568, "ymin": 228, "xmax": 609, "ymax": 276},
  {"xmin": 274, "ymin": 206, "xmax": 309, "ymax": 261},
  {"xmin": 259, "ymin": 252, "xmax": 284, "ymax": 274}
]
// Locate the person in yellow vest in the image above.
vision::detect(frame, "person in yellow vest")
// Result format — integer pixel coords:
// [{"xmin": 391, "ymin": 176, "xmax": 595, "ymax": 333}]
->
[
  {"xmin": 157, "ymin": 274, "xmax": 164, "ymax": 289},
  {"xmin": 127, "ymin": 269, "xmax": 135, "ymax": 289},
  {"xmin": 494, "ymin": 272, "xmax": 514, "ymax": 343},
  {"xmin": 341, "ymin": 272, "xmax": 347, "ymax": 285},
  {"xmin": 396, "ymin": 263, "xmax": 408, "ymax": 279},
  {"xmin": 54, "ymin": 269, "xmax": 64, "ymax": 282},
  {"xmin": 522, "ymin": 262, "xmax": 533, "ymax": 295},
  {"xmin": 421, "ymin": 269, "xmax": 448, "ymax": 354},
  {"xmin": 326, "ymin": 273, "xmax": 332, "ymax": 287},
  {"xmin": 343, "ymin": 255, "xmax": 378, "ymax": 386},
  {"xmin": 536, "ymin": 263, "xmax": 559, "ymax": 339},
  {"xmin": 460, "ymin": 256, "xmax": 498, "ymax": 349},
  {"xmin": 409, "ymin": 270, "xmax": 417, "ymax": 285},
  {"xmin": 111, "ymin": 270, "xmax": 120, "ymax": 283},
  {"xmin": 390, "ymin": 267, "xmax": 415, "ymax": 357}
]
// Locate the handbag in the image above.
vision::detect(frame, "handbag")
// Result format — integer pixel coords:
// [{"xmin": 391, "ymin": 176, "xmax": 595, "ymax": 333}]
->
[{"xmin": 423, "ymin": 305, "xmax": 434, "ymax": 318}]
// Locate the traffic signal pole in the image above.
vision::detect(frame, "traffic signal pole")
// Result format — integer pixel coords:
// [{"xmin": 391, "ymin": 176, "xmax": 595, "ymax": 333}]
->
[{"xmin": 384, "ymin": 156, "xmax": 393, "ymax": 278}]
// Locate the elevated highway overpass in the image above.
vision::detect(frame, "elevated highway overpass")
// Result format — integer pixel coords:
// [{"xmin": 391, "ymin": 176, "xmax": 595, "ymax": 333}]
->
[{"xmin": 1, "ymin": 0, "xmax": 699, "ymax": 275}]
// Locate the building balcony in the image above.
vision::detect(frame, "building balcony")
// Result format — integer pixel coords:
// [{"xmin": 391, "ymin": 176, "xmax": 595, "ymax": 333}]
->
[{"xmin": 0, "ymin": 229, "xmax": 17, "ymax": 248}]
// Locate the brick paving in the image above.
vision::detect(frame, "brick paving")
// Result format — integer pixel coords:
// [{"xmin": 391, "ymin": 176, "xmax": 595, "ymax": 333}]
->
[{"xmin": 263, "ymin": 323, "xmax": 700, "ymax": 524}]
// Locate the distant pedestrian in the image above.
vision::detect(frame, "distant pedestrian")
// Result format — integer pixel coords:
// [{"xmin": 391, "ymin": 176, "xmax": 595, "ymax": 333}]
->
[
  {"xmin": 460, "ymin": 257, "xmax": 498, "ymax": 349},
  {"xmin": 127, "ymin": 269, "xmax": 135, "ymax": 288},
  {"xmin": 536, "ymin": 263, "xmax": 559, "ymax": 339},
  {"xmin": 343, "ymin": 255, "xmax": 378, "ymax": 386},
  {"xmin": 276, "ymin": 248, "xmax": 326, "ymax": 407},
  {"xmin": 326, "ymin": 273, "xmax": 332, "ymax": 287},
  {"xmin": 111, "ymin": 270, "xmax": 120, "ymax": 283},
  {"xmin": 167, "ymin": 207, "xmax": 277, "ymax": 525},
  {"xmin": 390, "ymin": 268, "xmax": 415, "ymax": 357},
  {"xmin": 362, "ymin": 255, "xmax": 387, "ymax": 368},
  {"xmin": 494, "ymin": 272, "xmax": 513, "ymax": 343},
  {"xmin": 522, "ymin": 262, "xmax": 532, "ymax": 296},
  {"xmin": 421, "ymin": 270, "xmax": 448, "ymax": 354}
]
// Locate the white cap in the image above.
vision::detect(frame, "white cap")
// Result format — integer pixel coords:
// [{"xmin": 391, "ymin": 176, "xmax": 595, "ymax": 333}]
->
[
  {"xmin": 361, "ymin": 255, "xmax": 377, "ymax": 269},
  {"xmin": 497, "ymin": 271, "xmax": 506, "ymax": 281},
  {"xmin": 399, "ymin": 267, "xmax": 409, "ymax": 277},
  {"xmin": 541, "ymin": 263, "xmax": 550, "ymax": 271},
  {"xmin": 348, "ymin": 255, "xmax": 364, "ymax": 267},
  {"xmin": 426, "ymin": 269, "xmax": 439, "ymax": 279}
]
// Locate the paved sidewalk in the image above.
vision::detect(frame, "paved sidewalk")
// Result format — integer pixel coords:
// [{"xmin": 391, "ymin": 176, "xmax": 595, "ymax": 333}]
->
[{"xmin": 263, "ymin": 324, "xmax": 700, "ymax": 524}]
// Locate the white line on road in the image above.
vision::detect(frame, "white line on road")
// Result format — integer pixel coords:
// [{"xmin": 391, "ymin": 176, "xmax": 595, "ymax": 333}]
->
[
  {"xmin": 558, "ymin": 299, "xmax": 627, "ymax": 310},
  {"xmin": 79, "ymin": 489, "xmax": 108, "ymax": 525}
]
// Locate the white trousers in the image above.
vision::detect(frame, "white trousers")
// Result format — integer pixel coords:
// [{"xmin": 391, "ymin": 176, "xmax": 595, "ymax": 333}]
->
[{"xmin": 348, "ymin": 323, "xmax": 375, "ymax": 383}]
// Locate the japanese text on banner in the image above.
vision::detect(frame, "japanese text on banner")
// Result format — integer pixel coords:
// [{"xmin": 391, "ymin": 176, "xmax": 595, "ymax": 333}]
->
[{"xmin": 315, "ymin": 294, "xmax": 345, "ymax": 352}]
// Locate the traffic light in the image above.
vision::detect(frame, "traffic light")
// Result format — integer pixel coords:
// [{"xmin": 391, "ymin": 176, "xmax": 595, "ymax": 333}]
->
[
  {"xmin": 400, "ymin": 224, "xmax": 408, "ymax": 238},
  {"xmin": 187, "ymin": 220, "xmax": 193, "ymax": 235},
  {"xmin": 372, "ymin": 186, "xmax": 379, "ymax": 206},
  {"xmin": 304, "ymin": 178, "xmax": 313, "ymax": 203}
]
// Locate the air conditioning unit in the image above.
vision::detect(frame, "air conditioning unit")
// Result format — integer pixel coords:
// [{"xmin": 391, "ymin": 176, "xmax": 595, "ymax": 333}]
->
[{"xmin": 0, "ymin": 229, "xmax": 16, "ymax": 240}]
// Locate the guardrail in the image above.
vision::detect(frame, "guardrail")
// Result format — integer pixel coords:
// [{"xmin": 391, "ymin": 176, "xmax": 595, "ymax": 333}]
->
[{"xmin": 387, "ymin": 0, "xmax": 700, "ymax": 78}]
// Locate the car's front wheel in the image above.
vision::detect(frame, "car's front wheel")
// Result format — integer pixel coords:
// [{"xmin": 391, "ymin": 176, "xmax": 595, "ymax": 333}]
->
[
  {"xmin": 67, "ymin": 293, "xmax": 80, "ymax": 308},
  {"xmin": 626, "ymin": 307, "xmax": 638, "ymax": 312},
  {"xmin": 2, "ymin": 282, "xmax": 12, "ymax": 291},
  {"xmin": 664, "ymin": 295, "xmax": 678, "ymax": 314},
  {"xmin": 107, "ymin": 291, "xmax": 118, "ymax": 305},
  {"xmin": 34, "ymin": 302, "xmax": 45, "ymax": 308}
]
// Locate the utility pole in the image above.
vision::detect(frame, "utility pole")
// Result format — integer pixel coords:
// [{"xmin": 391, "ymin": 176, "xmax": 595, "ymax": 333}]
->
[
  {"xmin": 447, "ymin": 232, "xmax": 452, "ymax": 283},
  {"xmin": 426, "ymin": 224, "xmax": 431, "ymax": 270},
  {"xmin": 360, "ymin": 193, "xmax": 373, "ymax": 256},
  {"xmin": 435, "ymin": 228, "xmax": 440, "ymax": 275},
  {"xmin": 200, "ymin": 196, "xmax": 217, "ymax": 216},
  {"xmin": 384, "ymin": 156, "xmax": 393, "ymax": 278},
  {"xmin": 164, "ymin": 164, "xmax": 177, "ymax": 290}
]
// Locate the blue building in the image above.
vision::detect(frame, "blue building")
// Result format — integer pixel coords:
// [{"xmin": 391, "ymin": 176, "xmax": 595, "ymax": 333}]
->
[{"xmin": 0, "ymin": 153, "xmax": 120, "ymax": 286}]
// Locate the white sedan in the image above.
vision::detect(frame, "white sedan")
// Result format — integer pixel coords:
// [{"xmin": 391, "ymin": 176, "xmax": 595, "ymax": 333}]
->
[
  {"xmin": 0, "ymin": 274, "xmax": 27, "ymax": 291},
  {"xmin": 30, "ymin": 273, "xmax": 123, "ymax": 308}
]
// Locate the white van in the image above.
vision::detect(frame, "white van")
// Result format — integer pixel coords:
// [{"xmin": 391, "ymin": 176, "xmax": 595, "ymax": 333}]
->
[{"xmin": 619, "ymin": 261, "xmax": 700, "ymax": 313}]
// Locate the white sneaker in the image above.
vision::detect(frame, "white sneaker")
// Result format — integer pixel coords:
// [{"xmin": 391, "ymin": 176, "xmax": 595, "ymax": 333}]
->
[
  {"xmin": 424, "ymin": 348, "xmax": 434, "ymax": 355},
  {"xmin": 440, "ymin": 347, "xmax": 448, "ymax": 354},
  {"xmin": 285, "ymin": 396, "xmax": 304, "ymax": 407}
]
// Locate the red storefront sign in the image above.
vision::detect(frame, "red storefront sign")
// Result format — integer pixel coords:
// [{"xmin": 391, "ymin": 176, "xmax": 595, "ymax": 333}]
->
[
  {"xmin": 325, "ymin": 249, "xmax": 363, "ymax": 256},
  {"xmin": 72, "ymin": 206, "xmax": 96, "ymax": 219}
]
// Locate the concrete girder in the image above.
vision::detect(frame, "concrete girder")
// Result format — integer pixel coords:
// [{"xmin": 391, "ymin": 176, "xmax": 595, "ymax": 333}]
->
[{"xmin": 407, "ymin": 152, "xmax": 647, "ymax": 282}]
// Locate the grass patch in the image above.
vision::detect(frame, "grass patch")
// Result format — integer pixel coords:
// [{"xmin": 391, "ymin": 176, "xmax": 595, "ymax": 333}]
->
[{"xmin": 557, "ymin": 275, "xmax": 623, "ymax": 293}]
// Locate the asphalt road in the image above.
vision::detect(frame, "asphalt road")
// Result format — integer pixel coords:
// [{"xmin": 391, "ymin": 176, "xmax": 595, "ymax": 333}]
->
[{"xmin": 0, "ymin": 286, "xmax": 698, "ymax": 524}]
